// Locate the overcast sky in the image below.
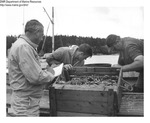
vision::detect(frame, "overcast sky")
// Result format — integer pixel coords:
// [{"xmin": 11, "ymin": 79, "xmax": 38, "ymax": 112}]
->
[{"xmin": 5, "ymin": 2, "xmax": 144, "ymax": 39}]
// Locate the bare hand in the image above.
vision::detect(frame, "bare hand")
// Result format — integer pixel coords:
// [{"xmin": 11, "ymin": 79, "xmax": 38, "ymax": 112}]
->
[
  {"xmin": 51, "ymin": 63, "xmax": 59, "ymax": 68},
  {"xmin": 112, "ymin": 64, "xmax": 122, "ymax": 67},
  {"xmin": 47, "ymin": 66, "xmax": 55, "ymax": 75},
  {"xmin": 112, "ymin": 64, "xmax": 122, "ymax": 71},
  {"xmin": 64, "ymin": 64, "xmax": 73, "ymax": 70}
]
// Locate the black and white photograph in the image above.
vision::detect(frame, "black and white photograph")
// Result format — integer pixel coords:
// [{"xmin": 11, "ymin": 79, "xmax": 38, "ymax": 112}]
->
[{"xmin": 0, "ymin": 0, "xmax": 147, "ymax": 121}]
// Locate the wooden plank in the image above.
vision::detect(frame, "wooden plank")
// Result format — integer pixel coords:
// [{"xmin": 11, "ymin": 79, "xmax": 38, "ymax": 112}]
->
[
  {"xmin": 53, "ymin": 84, "xmax": 118, "ymax": 91},
  {"xmin": 70, "ymin": 72, "xmax": 119, "ymax": 76},
  {"xmin": 49, "ymin": 87, "xmax": 57, "ymax": 116},
  {"xmin": 87, "ymin": 67, "xmax": 95, "ymax": 72},
  {"xmin": 118, "ymin": 93, "xmax": 144, "ymax": 116},
  {"xmin": 69, "ymin": 67, "xmax": 120, "ymax": 75},
  {"xmin": 123, "ymin": 71, "xmax": 139, "ymax": 78},
  {"xmin": 94, "ymin": 67, "xmax": 119, "ymax": 72},
  {"xmin": 57, "ymin": 111, "xmax": 108, "ymax": 116},
  {"xmin": 55, "ymin": 89, "xmax": 108, "ymax": 102},
  {"xmin": 107, "ymin": 89, "xmax": 115, "ymax": 116},
  {"xmin": 56, "ymin": 100, "xmax": 108, "ymax": 114},
  {"xmin": 116, "ymin": 68, "xmax": 123, "ymax": 109},
  {"xmin": 72, "ymin": 67, "xmax": 120, "ymax": 72},
  {"xmin": 113, "ymin": 92, "xmax": 119, "ymax": 113},
  {"xmin": 122, "ymin": 92, "xmax": 143, "ymax": 95}
]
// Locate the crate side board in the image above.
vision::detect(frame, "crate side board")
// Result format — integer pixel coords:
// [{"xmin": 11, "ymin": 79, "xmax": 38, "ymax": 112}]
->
[
  {"xmin": 118, "ymin": 93, "xmax": 144, "ymax": 116},
  {"xmin": 50, "ymin": 67, "xmax": 123, "ymax": 116},
  {"xmin": 53, "ymin": 83, "xmax": 118, "ymax": 91},
  {"xmin": 107, "ymin": 89, "xmax": 116, "ymax": 116},
  {"xmin": 69, "ymin": 67, "xmax": 120, "ymax": 76},
  {"xmin": 71, "ymin": 67, "xmax": 120, "ymax": 72},
  {"xmin": 55, "ymin": 89, "xmax": 109, "ymax": 115},
  {"xmin": 49, "ymin": 88, "xmax": 118, "ymax": 116},
  {"xmin": 57, "ymin": 111, "xmax": 108, "ymax": 116},
  {"xmin": 55, "ymin": 89, "xmax": 108, "ymax": 102},
  {"xmin": 116, "ymin": 68, "xmax": 123, "ymax": 111},
  {"xmin": 49, "ymin": 87, "xmax": 57, "ymax": 116},
  {"xmin": 69, "ymin": 72, "xmax": 119, "ymax": 76},
  {"xmin": 56, "ymin": 100, "xmax": 108, "ymax": 114}
]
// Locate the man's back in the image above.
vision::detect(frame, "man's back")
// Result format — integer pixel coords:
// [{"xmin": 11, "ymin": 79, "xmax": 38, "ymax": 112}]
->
[
  {"xmin": 118, "ymin": 37, "xmax": 143, "ymax": 65},
  {"xmin": 46, "ymin": 45, "xmax": 84, "ymax": 66}
]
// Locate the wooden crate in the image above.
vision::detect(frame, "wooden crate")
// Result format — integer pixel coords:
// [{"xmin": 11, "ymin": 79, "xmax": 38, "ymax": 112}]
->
[
  {"xmin": 118, "ymin": 92, "xmax": 144, "ymax": 116},
  {"xmin": 49, "ymin": 67, "xmax": 123, "ymax": 116}
]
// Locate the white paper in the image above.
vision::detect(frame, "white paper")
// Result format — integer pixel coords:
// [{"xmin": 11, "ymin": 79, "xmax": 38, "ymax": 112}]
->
[{"xmin": 53, "ymin": 63, "xmax": 64, "ymax": 77}]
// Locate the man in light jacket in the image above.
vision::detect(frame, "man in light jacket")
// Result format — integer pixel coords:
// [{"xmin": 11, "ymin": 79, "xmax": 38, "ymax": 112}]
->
[{"xmin": 8, "ymin": 19, "xmax": 55, "ymax": 116}]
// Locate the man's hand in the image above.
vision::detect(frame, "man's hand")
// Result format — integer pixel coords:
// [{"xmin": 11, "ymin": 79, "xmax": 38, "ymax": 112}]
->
[
  {"xmin": 51, "ymin": 63, "xmax": 60, "ymax": 68},
  {"xmin": 112, "ymin": 64, "xmax": 122, "ymax": 71},
  {"xmin": 64, "ymin": 64, "xmax": 73, "ymax": 70},
  {"xmin": 46, "ymin": 66, "xmax": 55, "ymax": 75},
  {"xmin": 112, "ymin": 64, "xmax": 122, "ymax": 67}
]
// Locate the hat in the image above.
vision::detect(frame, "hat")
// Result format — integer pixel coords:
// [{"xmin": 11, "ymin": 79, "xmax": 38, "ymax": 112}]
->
[{"xmin": 106, "ymin": 34, "xmax": 118, "ymax": 47}]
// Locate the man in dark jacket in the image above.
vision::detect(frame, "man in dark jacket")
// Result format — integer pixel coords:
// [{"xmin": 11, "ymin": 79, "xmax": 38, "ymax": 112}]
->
[
  {"xmin": 106, "ymin": 34, "xmax": 144, "ymax": 92},
  {"xmin": 46, "ymin": 44, "xmax": 93, "ymax": 70}
]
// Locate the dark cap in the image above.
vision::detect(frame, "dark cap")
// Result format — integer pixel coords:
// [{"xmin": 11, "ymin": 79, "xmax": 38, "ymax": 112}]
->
[{"xmin": 106, "ymin": 34, "xmax": 119, "ymax": 47}]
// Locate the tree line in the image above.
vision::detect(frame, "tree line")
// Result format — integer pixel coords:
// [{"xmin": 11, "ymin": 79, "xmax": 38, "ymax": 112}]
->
[
  {"xmin": 6, "ymin": 35, "xmax": 144, "ymax": 56},
  {"xmin": 6, "ymin": 35, "xmax": 109, "ymax": 56}
]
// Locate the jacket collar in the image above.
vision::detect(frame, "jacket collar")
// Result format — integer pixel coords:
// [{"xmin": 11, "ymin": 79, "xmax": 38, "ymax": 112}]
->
[
  {"xmin": 20, "ymin": 35, "xmax": 38, "ymax": 49},
  {"xmin": 69, "ymin": 45, "xmax": 79, "ymax": 64}
]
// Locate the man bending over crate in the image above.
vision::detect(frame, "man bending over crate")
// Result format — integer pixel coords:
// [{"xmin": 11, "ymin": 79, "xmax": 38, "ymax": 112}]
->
[
  {"xmin": 46, "ymin": 43, "xmax": 93, "ymax": 70},
  {"xmin": 106, "ymin": 34, "xmax": 144, "ymax": 92}
]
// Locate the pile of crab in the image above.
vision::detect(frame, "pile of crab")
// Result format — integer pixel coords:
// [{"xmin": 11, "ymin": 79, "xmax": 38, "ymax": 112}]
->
[{"xmin": 57, "ymin": 75, "xmax": 119, "ymax": 87}]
